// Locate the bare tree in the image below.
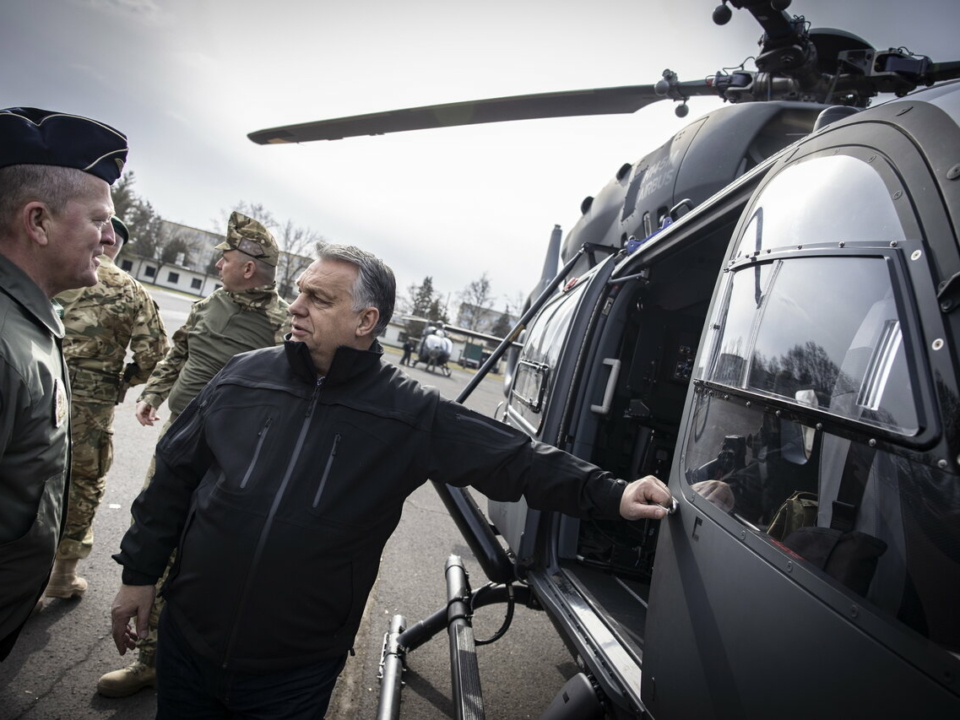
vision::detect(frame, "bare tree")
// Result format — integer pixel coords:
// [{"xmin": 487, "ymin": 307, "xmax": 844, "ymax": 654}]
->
[
  {"xmin": 457, "ymin": 273, "xmax": 493, "ymax": 332},
  {"xmin": 212, "ymin": 201, "xmax": 278, "ymax": 234},
  {"xmin": 276, "ymin": 220, "xmax": 322, "ymax": 299}
]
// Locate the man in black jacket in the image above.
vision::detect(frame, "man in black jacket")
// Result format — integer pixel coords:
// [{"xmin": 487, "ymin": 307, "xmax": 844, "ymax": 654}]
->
[{"xmin": 110, "ymin": 243, "xmax": 672, "ymax": 718}]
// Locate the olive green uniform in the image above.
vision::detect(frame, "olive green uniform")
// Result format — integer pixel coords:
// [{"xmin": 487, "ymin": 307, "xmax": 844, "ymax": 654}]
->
[
  {"xmin": 54, "ymin": 257, "xmax": 169, "ymax": 561},
  {"xmin": 134, "ymin": 284, "xmax": 290, "ymax": 664},
  {"xmin": 0, "ymin": 253, "xmax": 71, "ymax": 659}
]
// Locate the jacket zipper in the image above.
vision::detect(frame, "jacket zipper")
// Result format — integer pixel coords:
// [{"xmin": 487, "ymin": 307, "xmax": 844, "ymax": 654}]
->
[
  {"xmin": 312, "ymin": 434, "xmax": 341, "ymax": 507},
  {"xmin": 222, "ymin": 378, "xmax": 323, "ymax": 668},
  {"xmin": 239, "ymin": 417, "xmax": 272, "ymax": 489}
]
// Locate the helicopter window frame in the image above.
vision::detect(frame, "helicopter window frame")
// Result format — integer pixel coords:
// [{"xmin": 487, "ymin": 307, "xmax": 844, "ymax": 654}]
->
[
  {"xmin": 731, "ymin": 146, "xmax": 922, "ymax": 259},
  {"xmin": 505, "ymin": 280, "xmax": 589, "ymax": 434},
  {"xmin": 511, "ymin": 360, "xmax": 550, "ymax": 413},
  {"xmin": 703, "ymin": 243, "xmax": 936, "ymax": 449}
]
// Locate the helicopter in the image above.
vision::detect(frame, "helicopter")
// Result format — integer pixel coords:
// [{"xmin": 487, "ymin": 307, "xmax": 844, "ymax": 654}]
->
[
  {"xmin": 249, "ymin": 1, "xmax": 960, "ymax": 718},
  {"xmin": 409, "ymin": 325, "xmax": 454, "ymax": 376}
]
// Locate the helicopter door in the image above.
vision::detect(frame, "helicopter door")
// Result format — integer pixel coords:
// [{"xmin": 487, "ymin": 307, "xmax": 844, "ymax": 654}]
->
[
  {"xmin": 495, "ymin": 273, "xmax": 604, "ymax": 557},
  {"xmin": 642, "ymin": 136, "xmax": 960, "ymax": 718}
]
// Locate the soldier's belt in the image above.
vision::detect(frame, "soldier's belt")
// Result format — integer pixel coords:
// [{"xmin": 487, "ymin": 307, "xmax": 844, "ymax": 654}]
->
[{"xmin": 69, "ymin": 366, "xmax": 123, "ymax": 403}]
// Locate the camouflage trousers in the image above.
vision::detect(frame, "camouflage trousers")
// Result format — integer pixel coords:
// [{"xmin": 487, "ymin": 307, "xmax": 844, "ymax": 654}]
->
[
  {"xmin": 135, "ymin": 413, "xmax": 178, "ymax": 668},
  {"xmin": 56, "ymin": 400, "xmax": 115, "ymax": 561}
]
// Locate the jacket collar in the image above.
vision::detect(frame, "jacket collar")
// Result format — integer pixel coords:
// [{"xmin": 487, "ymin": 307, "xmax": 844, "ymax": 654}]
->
[
  {"xmin": 225, "ymin": 283, "xmax": 281, "ymax": 311},
  {"xmin": 0, "ymin": 251, "xmax": 64, "ymax": 338},
  {"xmin": 283, "ymin": 336, "xmax": 384, "ymax": 385}
]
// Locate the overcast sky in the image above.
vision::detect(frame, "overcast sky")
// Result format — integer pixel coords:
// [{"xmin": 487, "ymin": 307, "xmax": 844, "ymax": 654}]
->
[{"xmin": 3, "ymin": 0, "xmax": 959, "ymax": 311}]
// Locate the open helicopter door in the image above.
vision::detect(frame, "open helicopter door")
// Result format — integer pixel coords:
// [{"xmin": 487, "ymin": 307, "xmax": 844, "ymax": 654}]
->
[{"xmin": 640, "ymin": 110, "xmax": 960, "ymax": 718}]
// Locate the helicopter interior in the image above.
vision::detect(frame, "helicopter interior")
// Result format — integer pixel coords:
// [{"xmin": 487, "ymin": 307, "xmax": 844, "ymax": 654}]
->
[{"xmin": 546, "ymin": 204, "xmax": 743, "ymax": 655}]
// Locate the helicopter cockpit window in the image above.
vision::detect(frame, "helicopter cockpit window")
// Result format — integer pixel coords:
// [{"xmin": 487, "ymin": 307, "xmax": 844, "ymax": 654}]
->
[
  {"xmin": 509, "ymin": 281, "xmax": 587, "ymax": 427},
  {"xmin": 733, "ymin": 154, "xmax": 907, "ymax": 257},
  {"xmin": 682, "ymin": 151, "xmax": 960, "ymax": 653},
  {"xmin": 709, "ymin": 256, "xmax": 918, "ymax": 436}
]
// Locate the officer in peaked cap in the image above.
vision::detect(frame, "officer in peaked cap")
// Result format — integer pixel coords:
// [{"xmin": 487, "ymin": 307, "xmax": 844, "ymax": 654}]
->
[
  {"xmin": 215, "ymin": 211, "xmax": 280, "ymax": 266},
  {"xmin": 0, "ymin": 107, "xmax": 127, "ymax": 661}
]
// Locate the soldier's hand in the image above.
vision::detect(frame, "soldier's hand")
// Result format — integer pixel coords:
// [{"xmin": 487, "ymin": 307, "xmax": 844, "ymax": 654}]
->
[
  {"xmin": 135, "ymin": 401, "xmax": 159, "ymax": 427},
  {"xmin": 619, "ymin": 475, "xmax": 673, "ymax": 521},
  {"xmin": 110, "ymin": 584, "xmax": 155, "ymax": 655}
]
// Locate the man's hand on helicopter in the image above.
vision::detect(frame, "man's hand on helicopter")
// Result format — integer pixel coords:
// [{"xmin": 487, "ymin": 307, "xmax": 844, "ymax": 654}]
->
[{"xmin": 619, "ymin": 475, "xmax": 674, "ymax": 520}]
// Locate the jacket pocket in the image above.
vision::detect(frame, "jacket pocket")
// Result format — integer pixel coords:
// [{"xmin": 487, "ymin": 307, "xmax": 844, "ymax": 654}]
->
[
  {"xmin": 312, "ymin": 434, "xmax": 341, "ymax": 508},
  {"xmin": 239, "ymin": 417, "xmax": 272, "ymax": 489}
]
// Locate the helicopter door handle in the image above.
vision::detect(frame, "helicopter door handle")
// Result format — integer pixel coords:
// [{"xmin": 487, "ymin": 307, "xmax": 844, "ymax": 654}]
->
[{"xmin": 591, "ymin": 359, "xmax": 621, "ymax": 415}]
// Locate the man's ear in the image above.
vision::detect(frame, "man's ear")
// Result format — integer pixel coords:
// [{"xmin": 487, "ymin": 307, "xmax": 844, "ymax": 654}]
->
[
  {"xmin": 356, "ymin": 307, "xmax": 380, "ymax": 338},
  {"xmin": 23, "ymin": 202, "xmax": 52, "ymax": 247},
  {"xmin": 242, "ymin": 260, "xmax": 257, "ymax": 279}
]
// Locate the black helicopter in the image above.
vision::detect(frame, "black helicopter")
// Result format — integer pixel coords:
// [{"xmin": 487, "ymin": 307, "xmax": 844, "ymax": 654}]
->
[{"xmin": 250, "ymin": 1, "xmax": 960, "ymax": 718}]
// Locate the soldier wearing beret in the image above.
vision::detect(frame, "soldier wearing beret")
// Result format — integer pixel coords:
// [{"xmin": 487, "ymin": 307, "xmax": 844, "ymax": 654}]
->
[
  {"xmin": 42, "ymin": 216, "xmax": 170, "ymax": 604},
  {"xmin": 97, "ymin": 210, "xmax": 291, "ymax": 697},
  {"xmin": 0, "ymin": 107, "xmax": 127, "ymax": 660}
]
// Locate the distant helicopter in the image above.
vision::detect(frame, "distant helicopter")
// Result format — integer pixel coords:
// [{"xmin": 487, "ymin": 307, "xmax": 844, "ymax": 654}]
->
[
  {"xmin": 250, "ymin": 1, "xmax": 960, "ymax": 718},
  {"xmin": 409, "ymin": 325, "xmax": 454, "ymax": 376}
]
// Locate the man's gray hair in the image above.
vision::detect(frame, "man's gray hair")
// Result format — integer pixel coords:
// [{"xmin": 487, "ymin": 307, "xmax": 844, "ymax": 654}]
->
[
  {"xmin": 0, "ymin": 165, "xmax": 94, "ymax": 235},
  {"xmin": 317, "ymin": 243, "xmax": 396, "ymax": 337}
]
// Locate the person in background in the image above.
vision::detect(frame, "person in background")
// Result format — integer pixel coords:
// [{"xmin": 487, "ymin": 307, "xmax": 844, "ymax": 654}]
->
[
  {"xmin": 43, "ymin": 215, "xmax": 169, "ymax": 603},
  {"xmin": 0, "ymin": 106, "xmax": 127, "ymax": 660},
  {"xmin": 400, "ymin": 338, "xmax": 414, "ymax": 366}
]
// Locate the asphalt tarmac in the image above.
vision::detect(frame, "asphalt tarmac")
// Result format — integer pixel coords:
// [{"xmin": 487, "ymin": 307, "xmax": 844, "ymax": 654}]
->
[{"xmin": 0, "ymin": 288, "xmax": 574, "ymax": 719}]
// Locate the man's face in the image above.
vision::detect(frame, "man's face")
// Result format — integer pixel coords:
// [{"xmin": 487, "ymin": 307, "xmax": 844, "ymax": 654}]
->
[
  {"xmin": 45, "ymin": 174, "xmax": 114, "ymax": 292},
  {"xmin": 215, "ymin": 249, "xmax": 250, "ymax": 292},
  {"xmin": 288, "ymin": 258, "xmax": 369, "ymax": 375}
]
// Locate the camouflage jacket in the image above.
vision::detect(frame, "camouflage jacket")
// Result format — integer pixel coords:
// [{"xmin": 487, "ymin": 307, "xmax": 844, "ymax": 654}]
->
[
  {"xmin": 56, "ymin": 257, "xmax": 169, "ymax": 405},
  {"xmin": 139, "ymin": 284, "xmax": 290, "ymax": 415}
]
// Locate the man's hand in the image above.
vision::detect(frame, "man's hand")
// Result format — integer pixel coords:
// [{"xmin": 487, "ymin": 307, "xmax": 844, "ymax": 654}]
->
[
  {"xmin": 110, "ymin": 584, "xmax": 156, "ymax": 655},
  {"xmin": 135, "ymin": 401, "xmax": 159, "ymax": 427},
  {"xmin": 619, "ymin": 475, "xmax": 674, "ymax": 521}
]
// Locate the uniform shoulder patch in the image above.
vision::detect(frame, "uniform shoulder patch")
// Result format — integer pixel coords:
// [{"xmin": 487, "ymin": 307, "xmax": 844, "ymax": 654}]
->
[{"xmin": 54, "ymin": 377, "xmax": 68, "ymax": 427}]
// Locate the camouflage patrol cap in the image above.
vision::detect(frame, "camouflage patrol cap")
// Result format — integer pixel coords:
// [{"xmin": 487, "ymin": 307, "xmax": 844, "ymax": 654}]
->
[
  {"xmin": 215, "ymin": 212, "xmax": 279, "ymax": 266},
  {"xmin": 0, "ymin": 107, "xmax": 128, "ymax": 184}
]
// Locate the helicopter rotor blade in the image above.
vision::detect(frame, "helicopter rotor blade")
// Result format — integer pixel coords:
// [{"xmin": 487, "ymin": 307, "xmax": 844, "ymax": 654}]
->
[{"xmin": 248, "ymin": 80, "xmax": 715, "ymax": 145}]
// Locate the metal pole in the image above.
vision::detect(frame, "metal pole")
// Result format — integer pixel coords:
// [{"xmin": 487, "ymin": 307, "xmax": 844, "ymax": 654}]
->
[
  {"xmin": 455, "ymin": 246, "xmax": 585, "ymax": 405},
  {"xmin": 376, "ymin": 614, "xmax": 408, "ymax": 720},
  {"xmin": 445, "ymin": 556, "xmax": 484, "ymax": 720},
  {"xmin": 430, "ymin": 246, "xmax": 589, "ymax": 586}
]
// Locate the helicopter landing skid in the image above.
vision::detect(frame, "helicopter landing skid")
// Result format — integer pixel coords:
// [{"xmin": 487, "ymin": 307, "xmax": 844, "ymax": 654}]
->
[{"xmin": 376, "ymin": 556, "xmax": 537, "ymax": 720}]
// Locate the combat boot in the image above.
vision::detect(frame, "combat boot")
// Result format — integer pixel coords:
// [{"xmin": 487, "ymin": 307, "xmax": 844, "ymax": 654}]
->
[
  {"xmin": 44, "ymin": 558, "xmax": 88, "ymax": 599},
  {"xmin": 97, "ymin": 661, "xmax": 156, "ymax": 697}
]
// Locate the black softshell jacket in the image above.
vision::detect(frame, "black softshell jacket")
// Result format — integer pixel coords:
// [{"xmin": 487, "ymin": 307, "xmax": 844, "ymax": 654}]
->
[{"xmin": 115, "ymin": 339, "xmax": 626, "ymax": 673}]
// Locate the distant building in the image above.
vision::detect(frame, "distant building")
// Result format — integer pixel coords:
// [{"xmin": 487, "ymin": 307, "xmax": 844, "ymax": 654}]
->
[
  {"xmin": 117, "ymin": 219, "xmax": 312, "ymax": 299},
  {"xmin": 456, "ymin": 303, "xmax": 518, "ymax": 336}
]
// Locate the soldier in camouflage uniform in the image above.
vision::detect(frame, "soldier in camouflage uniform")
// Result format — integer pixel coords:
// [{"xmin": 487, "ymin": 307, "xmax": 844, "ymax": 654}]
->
[
  {"xmin": 43, "ymin": 216, "xmax": 169, "ymax": 602},
  {"xmin": 98, "ymin": 211, "xmax": 291, "ymax": 698}
]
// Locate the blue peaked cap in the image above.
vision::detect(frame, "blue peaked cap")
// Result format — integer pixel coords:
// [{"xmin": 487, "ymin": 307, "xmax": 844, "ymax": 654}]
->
[{"xmin": 0, "ymin": 107, "xmax": 128, "ymax": 184}]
